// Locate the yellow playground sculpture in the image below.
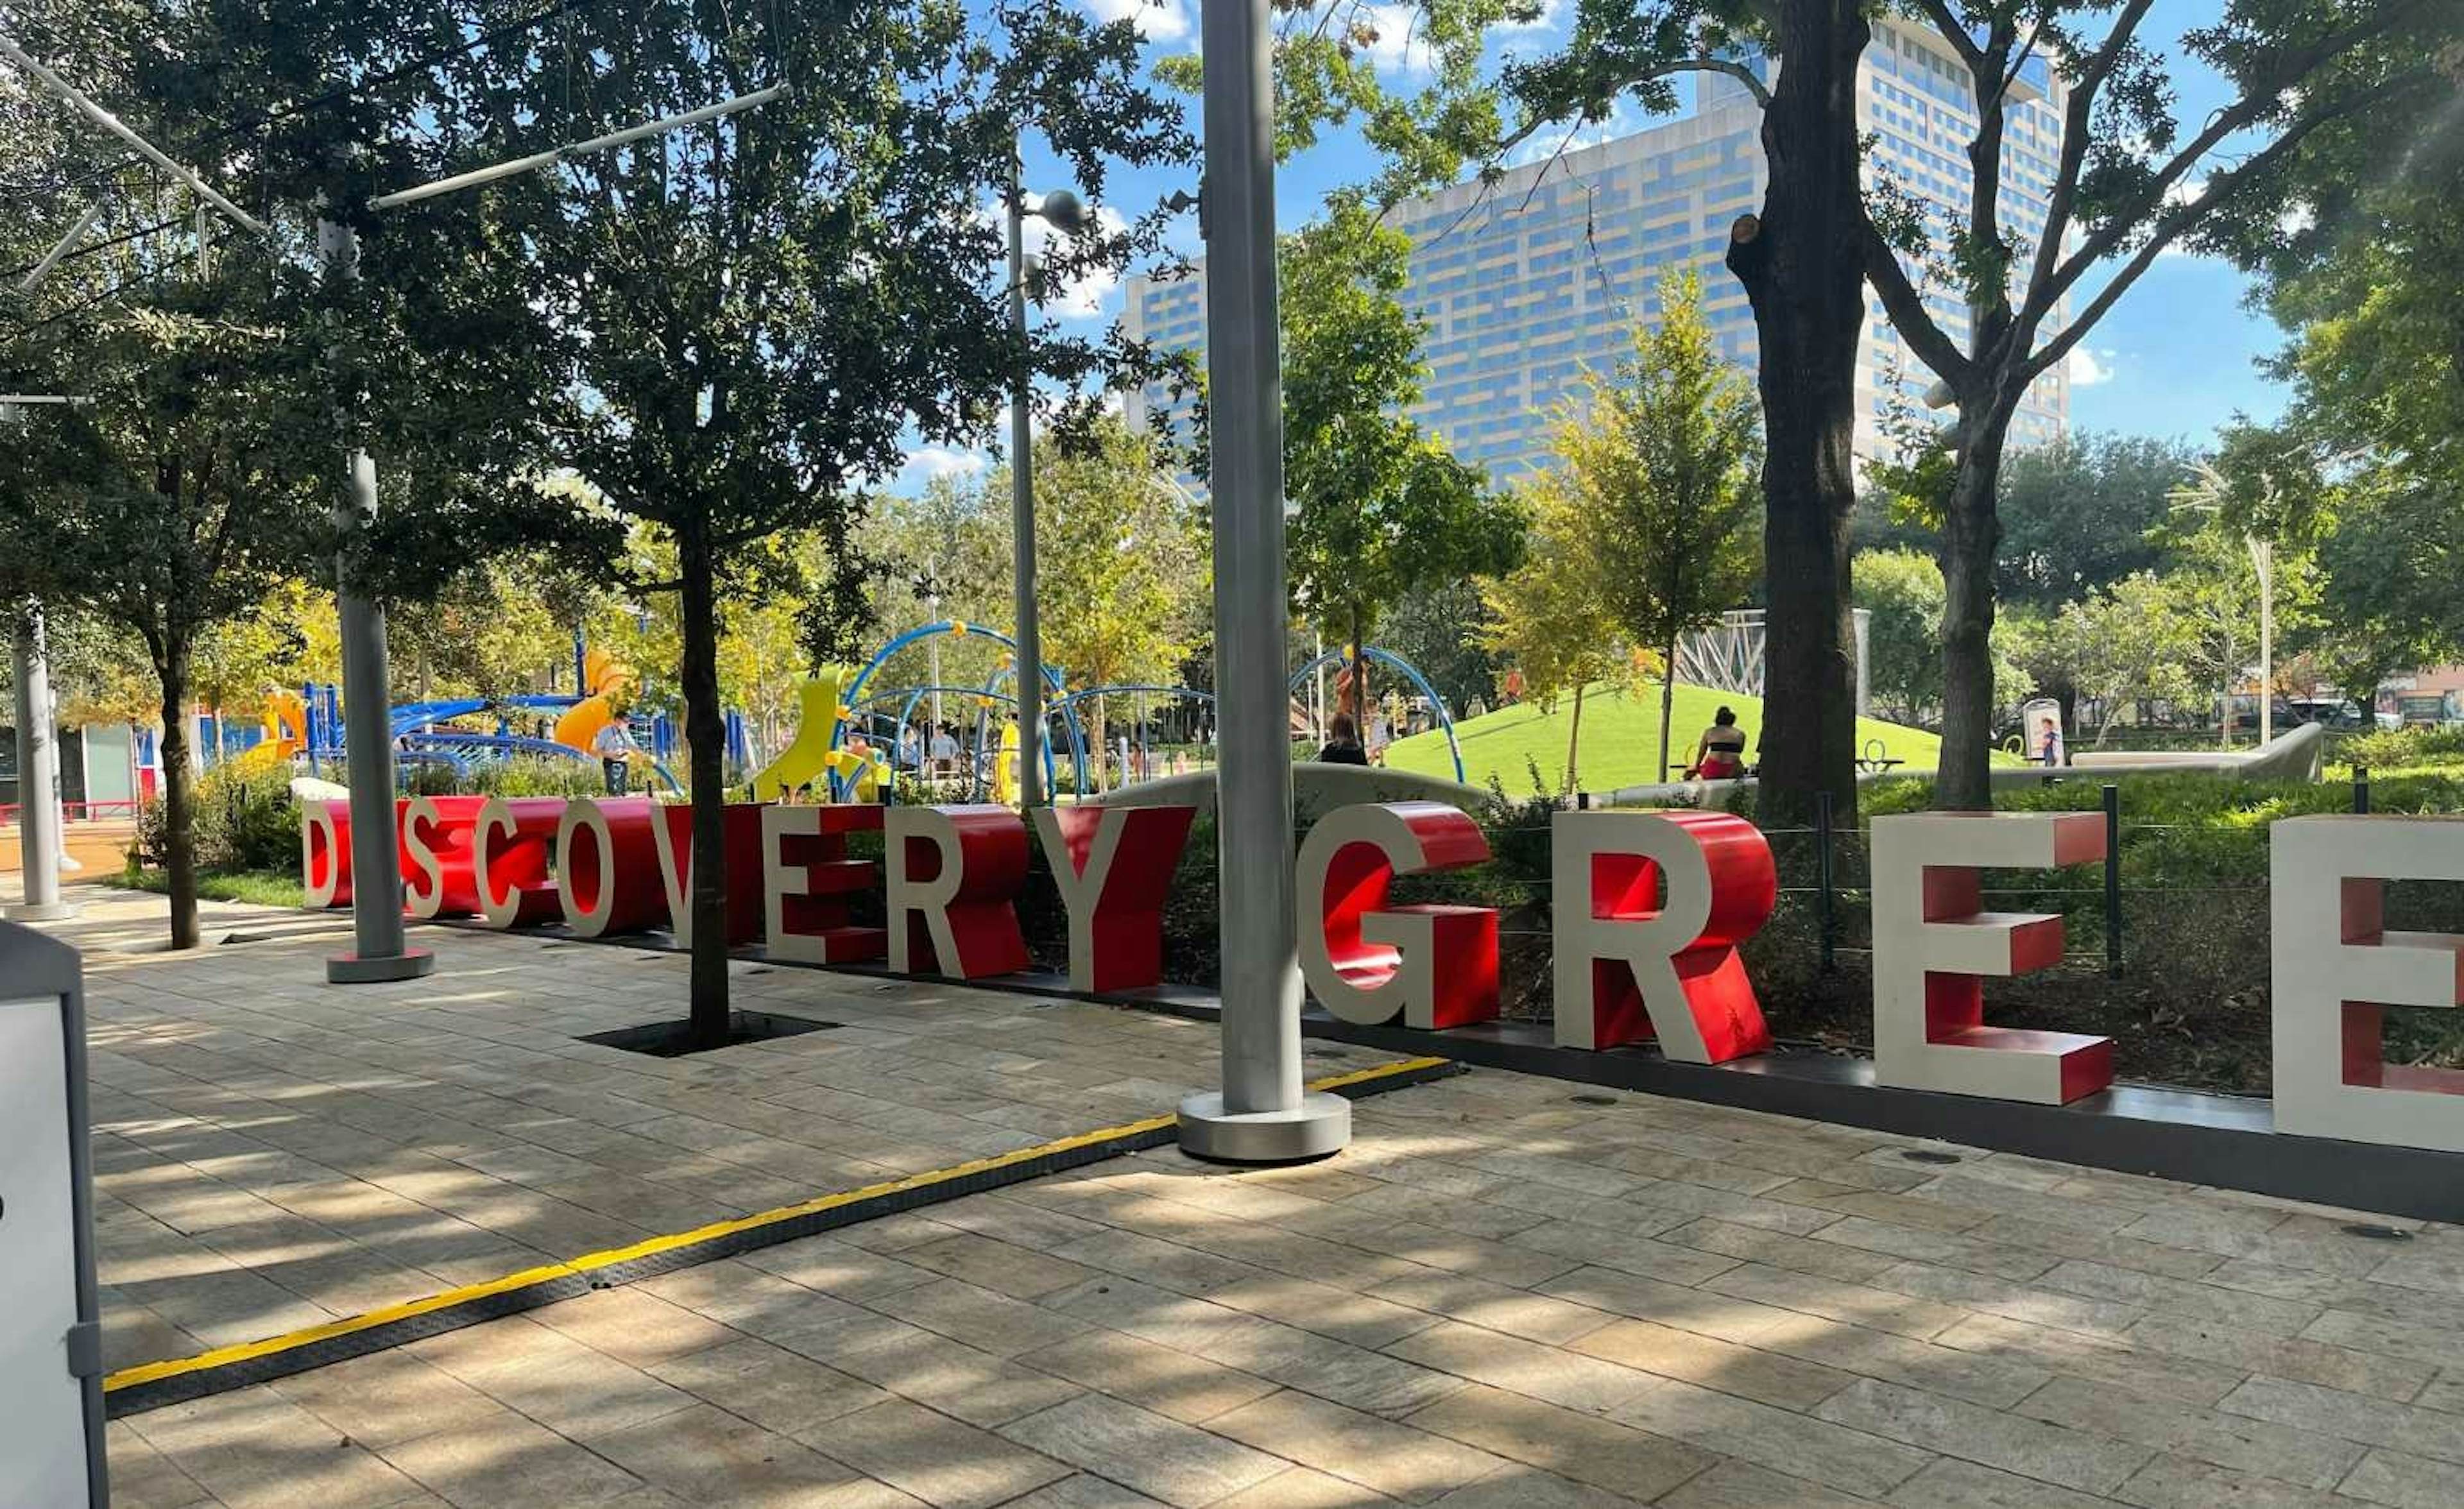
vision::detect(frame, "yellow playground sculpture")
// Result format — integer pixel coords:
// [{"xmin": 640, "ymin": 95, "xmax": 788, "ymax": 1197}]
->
[
  {"xmin": 750, "ymin": 666, "xmax": 886, "ymax": 801},
  {"xmin": 552, "ymin": 648, "xmax": 636, "ymax": 760},
  {"xmin": 227, "ymin": 690, "xmax": 309, "ymax": 774}
]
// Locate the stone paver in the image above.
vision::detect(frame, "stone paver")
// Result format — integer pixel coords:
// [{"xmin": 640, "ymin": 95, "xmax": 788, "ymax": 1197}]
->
[{"xmin": 22, "ymin": 886, "xmax": 2464, "ymax": 1508}]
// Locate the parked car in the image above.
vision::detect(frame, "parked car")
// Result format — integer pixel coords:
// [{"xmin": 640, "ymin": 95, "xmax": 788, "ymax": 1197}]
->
[{"xmin": 2281, "ymin": 697, "xmax": 2372, "ymax": 731}]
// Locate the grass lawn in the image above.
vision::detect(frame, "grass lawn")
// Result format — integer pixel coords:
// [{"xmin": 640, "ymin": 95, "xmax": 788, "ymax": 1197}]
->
[
  {"xmin": 113, "ymin": 866, "xmax": 308, "ymax": 908},
  {"xmin": 1383, "ymin": 681, "xmax": 1948, "ymax": 794}
]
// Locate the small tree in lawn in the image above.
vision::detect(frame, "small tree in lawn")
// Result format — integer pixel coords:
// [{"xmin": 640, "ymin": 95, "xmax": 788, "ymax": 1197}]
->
[
  {"xmin": 1020, "ymin": 418, "xmax": 1203, "ymax": 793},
  {"xmin": 2044, "ymin": 574, "xmax": 2200, "ymax": 749},
  {"xmin": 1283, "ymin": 200, "xmax": 1524, "ymax": 726},
  {"xmin": 1855, "ymin": 547, "xmax": 1949, "ymax": 727},
  {"xmin": 1478, "ymin": 482, "xmax": 1623, "ymax": 794},
  {"xmin": 418, "ymin": 1, "xmax": 1186, "ymax": 1041},
  {"xmin": 1552, "ymin": 275, "xmax": 1759, "ymax": 783}
]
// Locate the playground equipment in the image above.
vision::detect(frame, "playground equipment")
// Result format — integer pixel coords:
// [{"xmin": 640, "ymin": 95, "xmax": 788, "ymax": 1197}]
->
[
  {"xmin": 841, "ymin": 622, "xmax": 1086, "ymax": 800},
  {"xmin": 836, "ymin": 623, "xmax": 1465, "ymax": 801},
  {"xmin": 225, "ymin": 690, "xmax": 309, "ymax": 775},
  {"xmin": 551, "ymin": 648, "xmax": 633, "ymax": 756},
  {"xmin": 748, "ymin": 667, "xmax": 887, "ymax": 801},
  {"xmin": 1290, "ymin": 645, "xmax": 1467, "ymax": 784}
]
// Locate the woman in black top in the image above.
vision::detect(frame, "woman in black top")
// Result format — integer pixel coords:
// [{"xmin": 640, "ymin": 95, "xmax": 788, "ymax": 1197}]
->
[
  {"xmin": 1693, "ymin": 706, "xmax": 1749, "ymax": 780},
  {"xmin": 1317, "ymin": 712, "xmax": 1370, "ymax": 765}
]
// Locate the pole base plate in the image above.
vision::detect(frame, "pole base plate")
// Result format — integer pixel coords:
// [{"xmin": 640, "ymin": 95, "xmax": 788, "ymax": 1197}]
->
[
  {"xmin": 2, "ymin": 901, "xmax": 80, "ymax": 921},
  {"xmin": 1176, "ymin": 1090, "xmax": 1351, "ymax": 1164},
  {"xmin": 327, "ymin": 948, "xmax": 436, "ymax": 985}
]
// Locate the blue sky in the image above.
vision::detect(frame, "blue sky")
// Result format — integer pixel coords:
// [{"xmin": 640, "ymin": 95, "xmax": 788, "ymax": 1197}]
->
[{"xmin": 900, "ymin": 0, "xmax": 2288, "ymax": 490}]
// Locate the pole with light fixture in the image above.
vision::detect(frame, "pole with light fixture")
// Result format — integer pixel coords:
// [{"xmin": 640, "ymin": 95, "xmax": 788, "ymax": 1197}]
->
[
  {"xmin": 1005, "ymin": 149, "xmax": 1088, "ymax": 808},
  {"xmin": 1176, "ymin": 0, "xmax": 1350, "ymax": 1163}
]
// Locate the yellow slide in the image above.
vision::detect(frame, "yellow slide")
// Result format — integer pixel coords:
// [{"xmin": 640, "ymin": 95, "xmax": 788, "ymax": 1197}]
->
[
  {"xmin": 227, "ymin": 690, "xmax": 309, "ymax": 775},
  {"xmin": 553, "ymin": 649, "xmax": 635, "ymax": 756},
  {"xmin": 751, "ymin": 667, "xmax": 884, "ymax": 801}
]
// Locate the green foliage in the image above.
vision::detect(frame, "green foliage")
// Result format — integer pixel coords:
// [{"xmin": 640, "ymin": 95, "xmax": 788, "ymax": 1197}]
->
[
  {"xmin": 1543, "ymin": 272, "xmax": 1761, "ymax": 779},
  {"xmin": 1011, "ymin": 419, "xmax": 1206, "ymax": 784},
  {"xmin": 113, "ymin": 865, "xmax": 307, "ymax": 910},
  {"xmin": 2029, "ymin": 573, "xmax": 2200, "ymax": 747},
  {"xmin": 1857, "ymin": 548, "xmax": 2037, "ymax": 728},
  {"xmin": 1475, "ymin": 483, "xmax": 1627, "ymax": 789},
  {"xmin": 1376, "ymin": 578, "xmax": 1502, "ymax": 715},
  {"xmin": 134, "ymin": 766, "xmax": 301, "ymax": 877},
  {"xmin": 2335, "ymin": 725, "xmax": 2464, "ymax": 774},
  {"xmin": 402, "ymin": 758, "xmax": 612, "ymax": 799},
  {"xmin": 1282, "ymin": 201, "xmax": 1525, "ymax": 656},
  {"xmin": 1854, "ymin": 547, "xmax": 1947, "ymax": 726},
  {"xmin": 1995, "ymin": 434, "xmax": 2205, "ymax": 609}
]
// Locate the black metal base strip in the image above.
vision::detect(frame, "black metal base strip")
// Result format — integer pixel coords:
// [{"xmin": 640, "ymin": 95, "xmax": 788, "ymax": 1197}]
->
[{"xmin": 103, "ymin": 1055, "xmax": 1459, "ymax": 1417}]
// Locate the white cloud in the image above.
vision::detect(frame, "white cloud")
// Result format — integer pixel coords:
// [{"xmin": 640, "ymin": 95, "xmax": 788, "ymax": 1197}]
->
[
  {"xmin": 1358, "ymin": 4, "xmax": 1438, "ymax": 78},
  {"xmin": 899, "ymin": 447, "xmax": 988, "ymax": 486},
  {"xmin": 1079, "ymin": 0, "xmax": 1188, "ymax": 44},
  {"xmin": 2066, "ymin": 347, "xmax": 2117, "ymax": 387}
]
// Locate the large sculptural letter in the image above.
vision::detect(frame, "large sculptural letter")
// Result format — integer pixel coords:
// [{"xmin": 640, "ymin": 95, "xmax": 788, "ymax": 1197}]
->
[
  {"xmin": 2272, "ymin": 815, "xmax": 2464, "ymax": 1152},
  {"xmin": 1034, "ymin": 805, "xmax": 1198, "ymax": 993},
  {"xmin": 557, "ymin": 797, "xmax": 669, "ymax": 938},
  {"xmin": 1297, "ymin": 801, "xmax": 1498, "ymax": 1028},
  {"xmin": 473, "ymin": 797, "xmax": 565, "ymax": 929},
  {"xmin": 302, "ymin": 799, "xmax": 351, "ymax": 908},
  {"xmin": 402, "ymin": 796, "xmax": 488, "ymax": 920},
  {"xmin": 650, "ymin": 803, "xmax": 768, "ymax": 949},
  {"xmin": 762, "ymin": 804, "xmax": 887, "ymax": 964},
  {"xmin": 1552, "ymin": 809, "xmax": 1774, "ymax": 1061},
  {"xmin": 1871, "ymin": 811, "xmax": 2110, "ymax": 1104},
  {"xmin": 885, "ymin": 805, "xmax": 1031, "ymax": 978}
]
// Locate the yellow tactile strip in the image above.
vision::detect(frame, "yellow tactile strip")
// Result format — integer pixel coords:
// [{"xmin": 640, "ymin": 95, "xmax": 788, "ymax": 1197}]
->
[{"xmin": 102, "ymin": 1055, "xmax": 1460, "ymax": 1417}]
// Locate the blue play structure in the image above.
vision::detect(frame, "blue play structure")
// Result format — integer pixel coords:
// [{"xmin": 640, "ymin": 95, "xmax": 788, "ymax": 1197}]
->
[
  {"xmin": 838, "ymin": 622, "xmax": 1465, "ymax": 797},
  {"xmin": 386, "ymin": 694, "xmax": 683, "ymax": 792},
  {"xmin": 201, "ymin": 683, "xmax": 685, "ymax": 793},
  {"xmin": 1288, "ymin": 645, "xmax": 1466, "ymax": 782}
]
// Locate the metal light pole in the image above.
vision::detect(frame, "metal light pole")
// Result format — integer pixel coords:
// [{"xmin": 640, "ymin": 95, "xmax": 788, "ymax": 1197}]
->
[
  {"xmin": 1177, "ymin": 0, "xmax": 1349, "ymax": 1163},
  {"xmin": 319, "ymin": 216, "xmax": 431, "ymax": 985},
  {"xmin": 8, "ymin": 602, "xmax": 78, "ymax": 921},
  {"xmin": 1005, "ymin": 154, "xmax": 1088, "ymax": 808}
]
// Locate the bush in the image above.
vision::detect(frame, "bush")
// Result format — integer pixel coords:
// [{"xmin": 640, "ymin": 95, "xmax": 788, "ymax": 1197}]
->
[
  {"xmin": 404, "ymin": 757, "xmax": 611, "ymax": 799},
  {"xmin": 132, "ymin": 765, "xmax": 304, "ymax": 874},
  {"xmin": 2332, "ymin": 725, "xmax": 2464, "ymax": 774}
]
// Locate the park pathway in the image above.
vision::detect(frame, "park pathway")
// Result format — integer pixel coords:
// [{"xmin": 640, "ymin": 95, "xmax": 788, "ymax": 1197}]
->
[{"xmin": 30, "ymin": 888, "xmax": 2464, "ymax": 1508}]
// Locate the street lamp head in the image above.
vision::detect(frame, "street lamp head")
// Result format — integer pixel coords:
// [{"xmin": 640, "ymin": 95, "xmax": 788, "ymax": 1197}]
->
[{"xmin": 1035, "ymin": 189, "xmax": 1088, "ymax": 235}]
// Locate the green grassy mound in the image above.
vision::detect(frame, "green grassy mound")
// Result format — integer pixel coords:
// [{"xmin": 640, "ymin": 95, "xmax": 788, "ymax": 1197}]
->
[{"xmin": 1382, "ymin": 681, "xmax": 1947, "ymax": 795}]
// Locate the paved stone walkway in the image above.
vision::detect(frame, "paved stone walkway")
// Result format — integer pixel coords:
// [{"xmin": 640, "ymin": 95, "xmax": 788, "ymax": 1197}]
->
[{"xmin": 30, "ymin": 888, "xmax": 2464, "ymax": 1507}]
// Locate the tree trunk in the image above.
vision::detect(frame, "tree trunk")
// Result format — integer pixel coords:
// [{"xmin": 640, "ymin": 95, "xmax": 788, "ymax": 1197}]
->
[
  {"xmin": 1935, "ymin": 404, "xmax": 2016, "ymax": 810},
  {"xmin": 1659, "ymin": 643, "xmax": 1678, "ymax": 783},
  {"xmin": 1566, "ymin": 681, "xmax": 1586, "ymax": 796},
  {"xmin": 157, "ymin": 637, "xmax": 200, "ymax": 951},
  {"xmin": 677, "ymin": 524, "xmax": 730, "ymax": 1044},
  {"xmin": 1088, "ymin": 695, "xmax": 1108, "ymax": 795},
  {"xmin": 1725, "ymin": 0, "xmax": 1872, "ymax": 826}
]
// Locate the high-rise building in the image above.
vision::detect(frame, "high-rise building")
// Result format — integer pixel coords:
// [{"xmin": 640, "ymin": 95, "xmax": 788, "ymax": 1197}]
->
[{"xmin": 1124, "ymin": 21, "xmax": 2069, "ymax": 486}]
